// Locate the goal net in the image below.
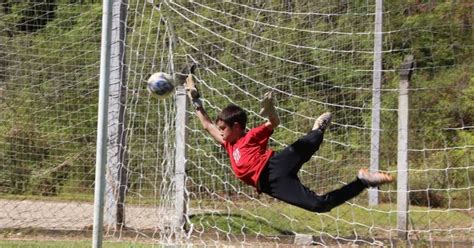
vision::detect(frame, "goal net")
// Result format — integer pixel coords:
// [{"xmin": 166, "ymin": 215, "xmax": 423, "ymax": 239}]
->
[{"xmin": 1, "ymin": 0, "xmax": 472, "ymax": 246}]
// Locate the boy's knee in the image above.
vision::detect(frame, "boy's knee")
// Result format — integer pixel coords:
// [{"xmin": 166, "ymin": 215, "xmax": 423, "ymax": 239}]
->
[
  {"xmin": 310, "ymin": 196, "xmax": 333, "ymax": 213},
  {"xmin": 311, "ymin": 205, "xmax": 332, "ymax": 213}
]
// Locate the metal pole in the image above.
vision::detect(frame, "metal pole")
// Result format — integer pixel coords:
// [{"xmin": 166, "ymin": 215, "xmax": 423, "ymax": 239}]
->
[
  {"xmin": 397, "ymin": 55, "xmax": 414, "ymax": 239},
  {"xmin": 162, "ymin": 15, "xmax": 186, "ymax": 234},
  {"xmin": 105, "ymin": 0, "xmax": 128, "ymax": 231},
  {"xmin": 369, "ymin": 0, "xmax": 384, "ymax": 206},
  {"xmin": 92, "ymin": 0, "xmax": 114, "ymax": 247},
  {"xmin": 174, "ymin": 85, "xmax": 187, "ymax": 231}
]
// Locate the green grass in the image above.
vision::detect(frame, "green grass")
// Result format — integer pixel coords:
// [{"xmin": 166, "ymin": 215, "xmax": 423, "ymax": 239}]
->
[
  {"xmin": 0, "ymin": 194, "xmax": 94, "ymax": 203},
  {"xmin": 0, "ymin": 240, "xmax": 159, "ymax": 248},
  {"xmin": 0, "ymin": 198, "xmax": 470, "ymax": 245},
  {"xmin": 0, "ymin": 194, "xmax": 160, "ymax": 205},
  {"xmin": 189, "ymin": 202, "xmax": 472, "ymax": 241}
]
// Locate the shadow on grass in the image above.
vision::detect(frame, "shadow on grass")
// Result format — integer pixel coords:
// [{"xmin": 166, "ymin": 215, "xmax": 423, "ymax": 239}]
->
[{"xmin": 188, "ymin": 212, "xmax": 294, "ymax": 236}]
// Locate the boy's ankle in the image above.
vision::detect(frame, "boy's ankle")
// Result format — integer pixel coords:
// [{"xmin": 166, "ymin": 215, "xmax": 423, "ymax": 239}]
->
[
  {"xmin": 312, "ymin": 112, "xmax": 332, "ymax": 131},
  {"xmin": 357, "ymin": 168, "xmax": 394, "ymax": 187}
]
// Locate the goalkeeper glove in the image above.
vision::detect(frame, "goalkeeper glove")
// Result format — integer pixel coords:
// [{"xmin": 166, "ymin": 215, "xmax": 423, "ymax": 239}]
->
[
  {"xmin": 259, "ymin": 91, "xmax": 278, "ymax": 119},
  {"xmin": 185, "ymin": 74, "xmax": 202, "ymax": 109}
]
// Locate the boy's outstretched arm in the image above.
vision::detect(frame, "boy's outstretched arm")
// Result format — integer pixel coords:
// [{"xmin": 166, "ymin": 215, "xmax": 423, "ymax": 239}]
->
[
  {"xmin": 260, "ymin": 91, "xmax": 280, "ymax": 129},
  {"xmin": 185, "ymin": 75, "xmax": 224, "ymax": 145}
]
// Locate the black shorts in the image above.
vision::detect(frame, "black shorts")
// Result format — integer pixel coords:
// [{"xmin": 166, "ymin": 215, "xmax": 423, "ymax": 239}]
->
[{"xmin": 258, "ymin": 129, "xmax": 366, "ymax": 212}]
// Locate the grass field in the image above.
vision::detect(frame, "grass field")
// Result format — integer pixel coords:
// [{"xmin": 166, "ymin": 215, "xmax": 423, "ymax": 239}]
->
[
  {"xmin": 1, "ymin": 199, "xmax": 471, "ymax": 247},
  {"xmin": 189, "ymin": 202, "xmax": 472, "ymax": 240},
  {"xmin": 0, "ymin": 240, "xmax": 158, "ymax": 248}
]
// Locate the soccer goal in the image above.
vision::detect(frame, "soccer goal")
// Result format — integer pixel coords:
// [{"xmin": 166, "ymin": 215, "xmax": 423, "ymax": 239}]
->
[{"xmin": 1, "ymin": 0, "xmax": 472, "ymax": 247}]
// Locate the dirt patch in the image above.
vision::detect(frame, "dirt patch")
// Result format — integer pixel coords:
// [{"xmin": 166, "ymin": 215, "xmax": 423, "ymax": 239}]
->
[{"xmin": 0, "ymin": 199, "xmax": 171, "ymax": 230}]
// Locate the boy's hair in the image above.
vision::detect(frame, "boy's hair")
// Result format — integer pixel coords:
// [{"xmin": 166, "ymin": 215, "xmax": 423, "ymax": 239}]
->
[{"xmin": 216, "ymin": 104, "xmax": 247, "ymax": 129}]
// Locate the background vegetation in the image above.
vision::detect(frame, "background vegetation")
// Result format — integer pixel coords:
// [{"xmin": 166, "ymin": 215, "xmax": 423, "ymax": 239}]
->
[{"xmin": 0, "ymin": 0, "xmax": 472, "ymax": 241}]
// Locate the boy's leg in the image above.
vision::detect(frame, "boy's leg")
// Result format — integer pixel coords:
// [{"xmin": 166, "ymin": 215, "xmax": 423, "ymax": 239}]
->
[
  {"xmin": 259, "ymin": 166, "xmax": 394, "ymax": 213},
  {"xmin": 270, "ymin": 129, "xmax": 324, "ymax": 177},
  {"xmin": 315, "ymin": 169, "xmax": 394, "ymax": 210},
  {"xmin": 259, "ymin": 173, "xmax": 367, "ymax": 213},
  {"xmin": 269, "ymin": 112, "xmax": 332, "ymax": 177},
  {"xmin": 289, "ymin": 112, "xmax": 332, "ymax": 173},
  {"xmin": 290, "ymin": 129, "xmax": 325, "ymax": 166}
]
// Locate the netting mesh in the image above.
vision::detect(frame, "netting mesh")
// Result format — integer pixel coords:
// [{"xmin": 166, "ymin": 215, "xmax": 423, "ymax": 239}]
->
[{"xmin": 0, "ymin": 0, "xmax": 472, "ymax": 246}]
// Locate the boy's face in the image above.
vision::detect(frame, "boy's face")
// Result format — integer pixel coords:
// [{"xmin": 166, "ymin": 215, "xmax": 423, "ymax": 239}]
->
[{"xmin": 216, "ymin": 120, "xmax": 242, "ymax": 143}]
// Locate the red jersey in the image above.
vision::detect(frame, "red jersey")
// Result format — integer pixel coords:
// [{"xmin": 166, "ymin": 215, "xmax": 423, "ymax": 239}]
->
[{"xmin": 223, "ymin": 124, "xmax": 274, "ymax": 188}]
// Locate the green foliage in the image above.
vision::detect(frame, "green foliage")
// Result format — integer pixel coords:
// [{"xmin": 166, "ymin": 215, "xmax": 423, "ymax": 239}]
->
[
  {"xmin": 1, "ymin": 123, "xmax": 49, "ymax": 194},
  {"xmin": 0, "ymin": 0, "xmax": 472, "ymax": 210},
  {"xmin": 0, "ymin": 0, "xmax": 101, "ymax": 195},
  {"xmin": 168, "ymin": 0, "xmax": 473, "ymax": 206},
  {"xmin": 0, "ymin": 240, "xmax": 158, "ymax": 248}
]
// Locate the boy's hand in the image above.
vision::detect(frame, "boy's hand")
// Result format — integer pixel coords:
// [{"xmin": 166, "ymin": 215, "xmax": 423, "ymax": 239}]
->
[
  {"xmin": 185, "ymin": 74, "xmax": 202, "ymax": 109},
  {"xmin": 185, "ymin": 74, "xmax": 200, "ymax": 99},
  {"xmin": 259, "ymin": 91, "xmax": 277, "ymax": 118},
  {"xmin": 175, "ymin": 63, "xmax": 198, "ymax": 85}
]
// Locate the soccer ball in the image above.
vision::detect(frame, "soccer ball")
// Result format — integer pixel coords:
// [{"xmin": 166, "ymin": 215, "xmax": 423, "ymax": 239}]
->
[{"xmin": 147, "ymin": 72, "xmax": 175, "ymax": 97}]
